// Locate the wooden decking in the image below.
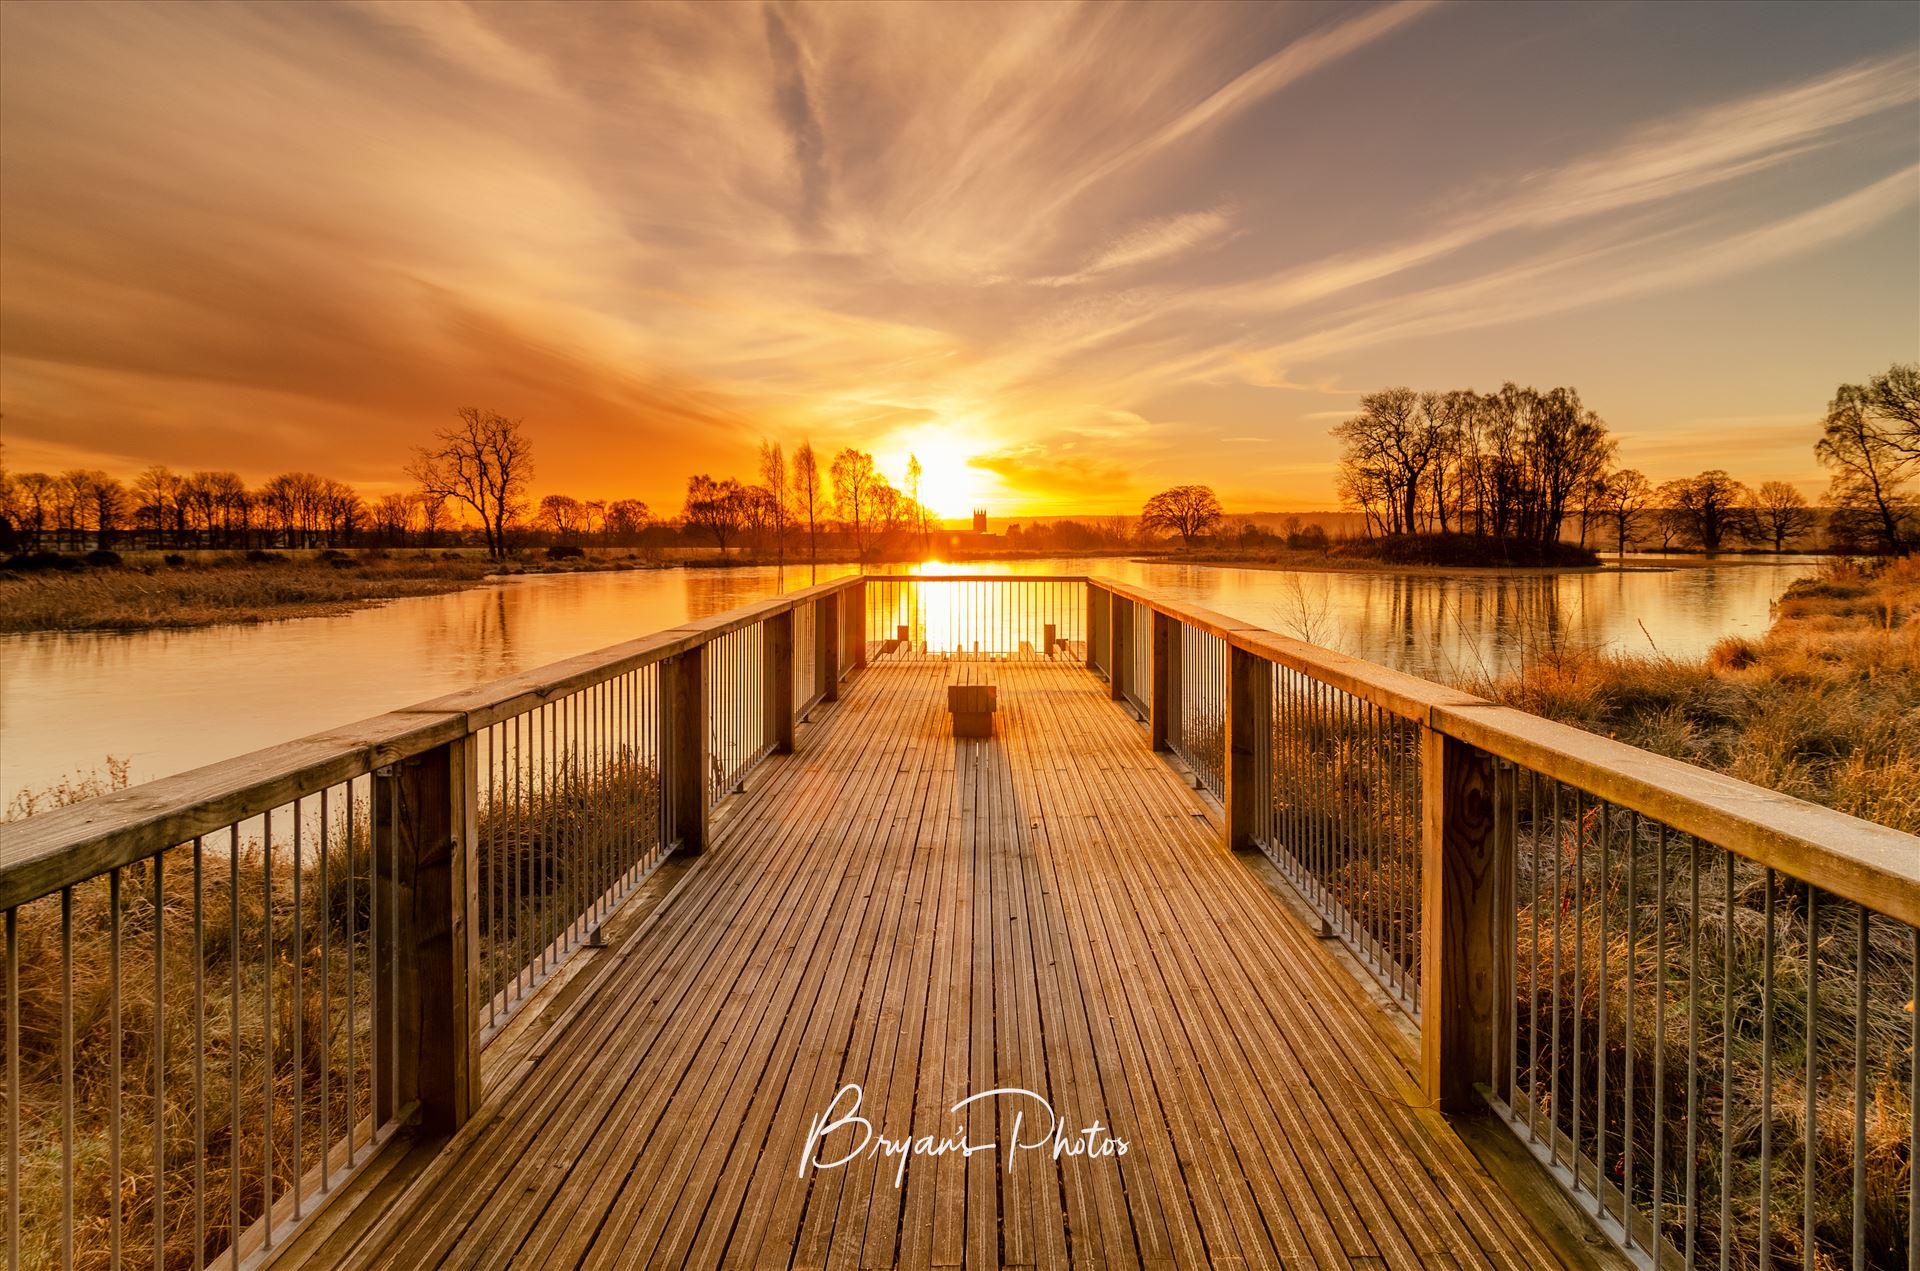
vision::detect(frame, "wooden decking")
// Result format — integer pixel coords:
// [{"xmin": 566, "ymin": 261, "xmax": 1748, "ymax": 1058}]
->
[{"xmin": 313, "ymin": 658, "xmax": 1568, "ymax": 1271}]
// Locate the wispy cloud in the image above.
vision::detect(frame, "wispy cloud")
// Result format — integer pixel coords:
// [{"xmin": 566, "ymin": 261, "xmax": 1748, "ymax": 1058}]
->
[
  {"xmin": 0, "ymin": 3, "xmax": 1911, "ymax": 510},
  {"xmin": 1037, "ymin": 207, "xmax": 1236, "ymax": 286},
  {"xmin": 1215, "ymin": 50, "xmax": 1919, "ymax": 313}
]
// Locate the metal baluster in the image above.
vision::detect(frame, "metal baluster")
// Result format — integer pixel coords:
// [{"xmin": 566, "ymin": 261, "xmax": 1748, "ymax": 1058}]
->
[
  {"xmin": 318, "ymin": 791, "xmax": 331, "ymax": 1195},
  {"xmin": 229, "ymin": 833, "xmax": 240, "ymax": 1270},
  {"xmin": 344, "ymin": 787, "xmax": 358, "ymax": 1166},
  {"xmin": 1721, "ymin": 850, "xmax": 1733, "ymax": 1271},
  {"xmin": 194, "ymin": 837, "xmax": 207, "ymax": 1266},
  {"xmin": 1549, "ymin": 780, "xmax": 1562, "ymax": 1169},
  {"xmin": 1528, "ymin": 771, "xmax": 1541, "ymax": 1142},
  {"xmin": 64, "ymin": 886, "xmax": 74, "ymax": 1271},
  {"xmin": 1651, "ymin": 823, "xmax": 1666, "ymax": 1266},
  {"xmin": 152, "ymin": 851, "xmax": 166, "ymax": 1270},
  {"xmin": 292, "ymin": 799, "xmax": 303, "ymax": 1220},
  {"xmin": 111, "ymin": 867, "xmax": 122, "ymax": 1268},
  {"xmin": 1850, "ymin": 906, "xmax": 1866, "ymax": 1271},
  {"xmin": 7, "ymin": 906, "xmax": 18, "ymax": 1271},
  {"xmin": 1686, "ymin": 836, "xmax": 1700, "ymax": 1269},
  {"xmin": 1572, "ymin": 790, "xmax": 1586, "ymax": 1191},
  {"xmin": 1803, "ymin": 884, "xmax": 1816, "ymax": 1271},
  {"xmin": 262, "ymin": 816, "xmax": 274, "ymax": 1248},
  {"xmin": 1596, "ymin": 802, "xmax": 1610, "ymax": 1222},
  {"xmin": 1761, "ymin": 868, "xmax": 1776, "ymax": 1267}
]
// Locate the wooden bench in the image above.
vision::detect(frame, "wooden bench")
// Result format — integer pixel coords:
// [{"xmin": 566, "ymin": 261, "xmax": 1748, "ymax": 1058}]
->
[{"xmin": 946, "ymin": 667, "xmax": 997, "ymax": 738}]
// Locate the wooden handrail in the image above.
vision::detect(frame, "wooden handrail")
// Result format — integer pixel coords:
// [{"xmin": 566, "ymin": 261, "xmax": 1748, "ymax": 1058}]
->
[
  {"xmin": 0, "ymin": 576, "xmax": 862, "ymax": 909},
  {"xmin": 1086, "ymin": 577, "xmax": 1920, "ymax": 927}
]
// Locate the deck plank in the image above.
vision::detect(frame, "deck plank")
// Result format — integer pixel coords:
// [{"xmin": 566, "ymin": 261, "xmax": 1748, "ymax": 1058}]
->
[{"xmin": 317, "ymin": 658, "xmax": 1572, "ymax": 1271}]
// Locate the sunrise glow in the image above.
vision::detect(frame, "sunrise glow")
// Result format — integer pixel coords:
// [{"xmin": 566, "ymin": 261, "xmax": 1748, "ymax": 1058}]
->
[{"xmin": 0, "ymin": 4, "xmax": 1914, "ymax": 514}]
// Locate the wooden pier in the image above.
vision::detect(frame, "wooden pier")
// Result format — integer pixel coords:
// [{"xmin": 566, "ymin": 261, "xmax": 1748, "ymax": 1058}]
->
[
  {"xmin": 4, "ymin": 575, "xmax": 1913, "ymax": 1271},
  {"xmin": 296, "ymin": 657, "xmax": 1564, "ymax": 1270}
]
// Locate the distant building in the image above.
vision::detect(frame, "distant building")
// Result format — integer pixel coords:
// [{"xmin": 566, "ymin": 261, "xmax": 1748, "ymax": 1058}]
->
[{"xmin": 972, "ymin": 508, "xmax": 987, "ymax": 534}]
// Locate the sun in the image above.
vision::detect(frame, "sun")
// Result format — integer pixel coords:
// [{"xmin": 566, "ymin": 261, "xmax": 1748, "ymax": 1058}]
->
[{"xmin": 884, "ymin": 431, "xmax": 988, "ymax": 521}]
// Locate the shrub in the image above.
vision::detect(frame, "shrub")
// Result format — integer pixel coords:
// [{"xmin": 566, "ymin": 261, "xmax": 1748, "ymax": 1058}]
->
[
  {"xmin": 2, "ymin": 551, "xmax": 87, "ymax": 573},
  {"xmin": 244, "ymin": 549, "xmax": 284, "ymax": 564},
  {"xmin": 1706, "ymin": 635, "xmax": 1759, "ymax": 671},
  {"xmin": 1330, "ymin": 533, "xmax": 1601, "ymax": 568},
  {"xmin": 84, "ymin": 548, "xmax": 123, "ymax": 568}
]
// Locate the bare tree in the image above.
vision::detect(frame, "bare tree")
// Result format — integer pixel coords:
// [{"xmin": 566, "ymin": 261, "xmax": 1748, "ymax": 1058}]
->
[
  {"xmin": 1139, "ymin": 484, "xmax": 1224, "ymax": 548},
  {"xmin": 537, "ymin": 494, "xmax": 586, "ymax": 543},
  {"xmin": 831, "ymin": 447, "xmax": 880, "ymax": 560},
  {"xmin": 683, "ymin": 474, "xmax": 747, "ymax": 553},
  {"xmin": 759, "ymin": 440, "xmax": 788, "ymax": 567},
  {"xmin": 1816, "ymin": 367, "xmax": 1916, "ymax": 556},
  {"xmin": 1332, "ymin": 388, "xmax": 1443, "ymax": 536},
  {"xmin": 13, "ymin": 472, "xmax": 53, "ymax": 550},
  {"xmin": 904, "ymin": 454, "xmax": 928, "ymax": 549},
  {"xmin": 407, "ymin": 408, "xmax": 534, "ymax": 558},
  {"xmin": 88, "ymin": 472, "xmax": 128, "ymax": 548},
  {"xmin": 1658, "ymin": 471, "xmax": 1748, "ymax": 553},
  {"xmin": 606, "ymin": 499, "xmax": 650, "ymax": 546},
  {"xmin": 1591, "ymin": 468, "xmax": 1651, "ymax": 556},
  {"xmin": 1744, "ymin": 481, "xmax": 1815, "ymax": 553},
  {"xmin": 132, "ymin": 465, "xmax": 182, "ymax": 547},
  {"xmin": 791, "ymin": 441, "xmax": 822, "ymax": 575}
]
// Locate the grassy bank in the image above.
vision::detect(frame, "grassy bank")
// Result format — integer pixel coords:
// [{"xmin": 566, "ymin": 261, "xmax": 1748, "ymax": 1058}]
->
[
  {"xmin": 0, "ymin": 551, "xmax": 670, "ymax": 634},
  {"xmin": 1478, "ymin": 561, "xmax": 1920, "ymax": 1268},
  {"xmin": 1484, "ymin": 555, "xmax": 1920, "ymax": 833}
]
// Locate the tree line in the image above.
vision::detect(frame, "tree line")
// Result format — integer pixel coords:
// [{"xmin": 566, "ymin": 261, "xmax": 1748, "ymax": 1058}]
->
[{"xmin": 1330, "ymin": 363, "xmax": 1918, "ymax": 556}]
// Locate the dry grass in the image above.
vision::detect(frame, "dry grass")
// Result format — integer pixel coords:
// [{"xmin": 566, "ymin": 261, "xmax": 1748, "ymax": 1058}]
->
[
  {"xmin": 1482, "ymin": 558, "xmax": 1919, "ymax": 1268},
  {"xmin": 4, "ymin": 753, "xmax": 660, "ymax": 1270},
  {"xmin": 1484, "ymin": 556, "xmax": 1920, "ymax": 834},
  {"xmin": 0, "ymin": 555, "xmax": 507, "ymax": 634}
]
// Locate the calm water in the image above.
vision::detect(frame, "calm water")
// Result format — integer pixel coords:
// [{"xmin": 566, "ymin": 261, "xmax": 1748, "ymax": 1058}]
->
[{"xmin": 0, "ymin": 555, "xmax": 1817, "ymax": 804}]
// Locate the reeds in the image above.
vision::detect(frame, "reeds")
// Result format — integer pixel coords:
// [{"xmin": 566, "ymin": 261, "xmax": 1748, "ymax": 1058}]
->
[{"xmin": 0, "ymin": 557, "xmax": 503, "ymax": 634}]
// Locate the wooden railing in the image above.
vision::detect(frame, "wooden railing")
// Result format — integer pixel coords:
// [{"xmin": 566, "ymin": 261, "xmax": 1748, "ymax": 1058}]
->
[
  {"xmin": 3, "ymin": 572, "xmax": 1914, "ymax": 1270},
  {"xmin": 1086, "ymin": 577, "xmax": 1919, "ymax": 1271},
  {"xmin": 0, "ymin": 575, "xmax": 866, "ymax": 1271}
]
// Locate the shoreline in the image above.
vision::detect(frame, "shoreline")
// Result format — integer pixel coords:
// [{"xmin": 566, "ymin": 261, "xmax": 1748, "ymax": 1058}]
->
[{"xmin": 0, "ymin": 545, "xmax": 1825, "ymax": 636}]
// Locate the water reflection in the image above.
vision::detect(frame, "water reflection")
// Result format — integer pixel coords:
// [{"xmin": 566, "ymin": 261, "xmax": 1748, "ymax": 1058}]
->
[{"xmin": 0, "ymin": 555, "xmax": 1814, "ymax": 802}]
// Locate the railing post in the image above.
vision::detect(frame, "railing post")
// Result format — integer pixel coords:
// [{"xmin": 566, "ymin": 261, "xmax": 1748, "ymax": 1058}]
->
[
  {"xmin": 372, "ymin": 737, "xmax": 479, "ymax": 1134},
  {"xmin": 768, "ymin": 608, "xmax": 794, "ymax": 754},
  {"xmin": 664, "ymin": 644, "xmax": 709, "ymax": 853},
  {"xmin": 1226, "ymin": 645, "xmax": 1268, "ymax": 853},
  {"xmin": 819, "ymin": 594, "xmax": 840, "ymax": 703},
  {"xmin": 1085, "ymin": 585, "xmax": 1107, "ymax": 672},
  {"xmin": 846, "ymin": 578, "xmax": 868, "ymax": 670},
  {"xmin": 1419, "ymin": 727, "xmax": 1510, "ymax": 1113},
  {"xmin": 1110, "ymin": 596, "xmax": 1131, "ymax": 702},
  {"xmin": 1150, "ymin": 609, "xmax": 1177, "ymax": 751}
]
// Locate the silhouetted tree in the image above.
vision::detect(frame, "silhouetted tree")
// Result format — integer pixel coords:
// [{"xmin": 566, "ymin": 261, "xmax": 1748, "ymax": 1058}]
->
[
  {"xmin": 408, "ymin": 408, "xmax": 534, "ymax": 558},
  {"xmin": 1591, "ymin": 469, "xmax": 1652, "ymax": 556},
  {"xmin": 1744, "ymin": 481, "xmax": 1816, "ymax": 552},
  {"xmin": 1816, "ymin": 364, "xmax": 1917, "ymax": 556},
  {"xmin": 1658, "ymin": 471, "xmax": 1747, "ymax": 553},
  {"xmin": 831, "ymin": 447, "xmax": 881, "ymax": 559},
  {"xmin": 1139, "ymin": 484, "xmax": 1223, "ymax": 548},
  {"xmin": 792, "ymin": 441, "xmax": 822, "ymax": 573},
  {"xmin": 683, "ymin": 474, "xmax": 748, "ymax": 553},
  {"xmin": 606, "ymin": 499, "xmax": 650, "ymax": 546}
]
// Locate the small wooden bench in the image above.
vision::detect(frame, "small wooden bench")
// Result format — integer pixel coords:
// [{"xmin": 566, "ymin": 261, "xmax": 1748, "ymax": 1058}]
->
[{"xmin": 946, "ymin": 667, "xmax": 997, "ymax": 738}]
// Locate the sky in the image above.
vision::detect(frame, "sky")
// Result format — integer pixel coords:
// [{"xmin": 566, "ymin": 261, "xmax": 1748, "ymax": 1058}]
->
[{"xmin": 1, "ymin": 1, "xmax": 1916, "ymax": 519}]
